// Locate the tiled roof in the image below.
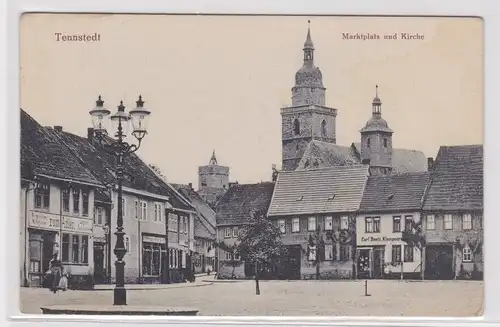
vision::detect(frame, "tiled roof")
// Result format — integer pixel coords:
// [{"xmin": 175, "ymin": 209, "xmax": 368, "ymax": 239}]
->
[
  {"xmin": 20, "ymin": 109, "xmax": 101, "ymax": 186},
  {"xmin": 49, "ymin": 128, "xmax": 192, "ymax": 211},
  {"xmin": 296, "ymin": 140, "xmax": 360, "ymax": 170},
  {"xmin": 423, "ymin": 145, "xmax": 483, "ymax": 211},
  {"xmin": 352, "ymin": 143, "xmax": 427, "ymax": 174},
  {"xmin": 216, "ymin": 182, "xmax": 275, "ymax": 226},
  {"xmin": 171, "ymin": 184, "xmax": 216, "ymax": 234},
  {"xmin": 359, "ymin": 172, "xmax": 431, "ymax": 213},
  {"xmin": 194, "ymin": 216, "xmax": 215, "ymax": 240},
  {"xmin": 268, "ymin": 165, "xmax": 370, "ymax": 217}
]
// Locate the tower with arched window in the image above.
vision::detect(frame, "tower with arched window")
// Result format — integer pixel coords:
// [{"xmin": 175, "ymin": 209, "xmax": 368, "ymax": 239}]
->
[
  {"xmin": 360, "ymin": 85, "xmax": 394, "ymax": 176},
  {"xmin": 281, "ymin": 21, "xmax": 338, "ymax": 171}
]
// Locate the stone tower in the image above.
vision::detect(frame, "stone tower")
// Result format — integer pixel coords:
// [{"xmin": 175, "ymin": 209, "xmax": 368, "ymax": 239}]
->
[
  {"xmin": 360, "ymin": 85, "xmax": 394, "ymax": 176},
  {"xmin": 281, "ymin": 21, "xmax": 338, "ymax": 171},
  {"xmin": 198, "ymin": 150, "xmax": 230, "ymax": 206}
]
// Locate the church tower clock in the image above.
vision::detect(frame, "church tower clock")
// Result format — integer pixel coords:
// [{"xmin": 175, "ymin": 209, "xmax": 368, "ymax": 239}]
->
[{"xmin": 281, "ymin": 21, "xmax": 339, "ymax": 171}]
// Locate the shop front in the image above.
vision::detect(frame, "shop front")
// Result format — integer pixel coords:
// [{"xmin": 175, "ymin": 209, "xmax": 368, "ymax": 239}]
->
[{"xmin": 26, "ymin": 210, "xmax": 93, "ymax": 288}]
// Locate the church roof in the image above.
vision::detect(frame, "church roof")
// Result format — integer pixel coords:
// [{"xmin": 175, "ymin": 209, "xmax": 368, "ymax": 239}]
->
[
  {"xmin": 359, "ymin": 172, "xmax": 431, "ymax": 213},
  {"xmin": 360, "ymin": 115, "xmax": 393, "ymax": 133},
  {"xmin": 296, "ymin": 140, "xmax": 360, "ymax": 170},
  {"xmin": 422, "ymin": 145, "xmax": 483, "ymax": 211},
  {"xmin": 268, "ymin": 165, "xmax": 370, "ymax": 217},
  {"xmin": 303, "ymin": 21, "xmax": 314, "ymax": 49},
  {"xmin": 352, "ymin": 143, "xmax": 427, "ymax": 174}
]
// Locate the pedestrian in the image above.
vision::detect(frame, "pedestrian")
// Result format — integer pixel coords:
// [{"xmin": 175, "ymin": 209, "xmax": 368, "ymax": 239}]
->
[{"xmin": 48, "ymin": 253, "xmax": 63, "ymax": 294}]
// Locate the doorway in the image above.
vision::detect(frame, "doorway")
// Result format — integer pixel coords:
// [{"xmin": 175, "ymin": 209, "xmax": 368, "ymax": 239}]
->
[
  {"xmin": 425, "ymin": 244, "xmax": 454, "ymax": 280},
  {"xmin": 373, "ymin": 247, "xmax": 385, "ymax": 279},
  {"xmin": 93, "ymin": 243, "xmax": 106, "ymax": 284}
]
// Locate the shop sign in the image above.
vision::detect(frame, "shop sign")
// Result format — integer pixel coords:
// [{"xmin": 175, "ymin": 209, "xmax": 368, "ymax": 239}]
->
[
  {"xmin": 61, "ymin": 216, "xmax": 93, "ymax": 233},
  {"xmin": 143, "ymin": 235, "xmax": 166, "ymax": 244},
  {"xmin": 28, "ymin": 211, "xmax": 60, "ymax": 231},
  {"xmin": 360, "ymin": 236, "xmax": 402, "ymax": 242}
]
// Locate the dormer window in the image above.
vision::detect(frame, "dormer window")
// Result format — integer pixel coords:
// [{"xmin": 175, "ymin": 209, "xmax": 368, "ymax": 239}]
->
[
  {"xmin": 388, "ymin": 193, "xmax": 394, "ymax": 200},
  {"xmin": 328, "ymin": 194, "xmax": 335, "ymax": 200},
  {"xmin": 296, "ymin": 196, "xmax": 303, "ymax": 201}
]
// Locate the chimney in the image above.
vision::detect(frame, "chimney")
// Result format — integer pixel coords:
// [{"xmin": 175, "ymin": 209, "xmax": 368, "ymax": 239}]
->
[
  {"xmin": 87, "ymin": 128, "xmax": 94, "ymax": 142},
  {"xmin": 362, "ymin": 159, "xmax": 371, "ymax": 165},
  {"xmin": 188, "ymin": 182, "xmax": 193, "ymax": 190},
  {"xmin": 54, "ymin": 126, "xmax": 63, "ymax": 132},
  {"xmin": 427, "ymin": 157, "xmax": 434, "ymax": 171}
]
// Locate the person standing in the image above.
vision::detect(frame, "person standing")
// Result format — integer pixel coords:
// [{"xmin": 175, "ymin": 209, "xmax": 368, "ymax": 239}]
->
[{"xmin": 48, "ymin": 253, "xmax": 63, "ymax": 294}]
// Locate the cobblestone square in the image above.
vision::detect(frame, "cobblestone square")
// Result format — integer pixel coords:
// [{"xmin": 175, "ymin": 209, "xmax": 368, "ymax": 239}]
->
[{"xmin": 20, "ymin": 280, "xmax": 483, "ymax": 316}]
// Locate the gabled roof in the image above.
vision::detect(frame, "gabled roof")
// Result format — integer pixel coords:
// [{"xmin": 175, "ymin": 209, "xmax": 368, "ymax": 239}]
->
[
  {"xmin": 171, "ymin": 184, "xmax": 216, "ymax": 234},
  {"xmin": 268, "ymin": 165, "xmax": 370, "ymax": 217},
  {"xmin": 423, "ymin": 145, "xmax": 483, "ymax": 211},
  {"xmin": 359, "ymin": 172, "xmax": 431, "ymax": 213},
  {"xmin": 296, "ymin": 140, "xmax": 360, "ymax": 170},
  {"xmin": 194, "ymin": 216, "xmax": 215, "ymax": 240},
  {"xmin": 352, "ymin": 143, "xmax": 427, "ymax": 174},
  {"xmin": 216, "ymin": 182, "xmax": 275, "ymax": 227},
  {"xmin": 21, "ymin": 109, "xmax": 101, "ymax": 186},
  {"xmin": 48, "ymin": 128, "xmax": 192, "ymax": 211}
]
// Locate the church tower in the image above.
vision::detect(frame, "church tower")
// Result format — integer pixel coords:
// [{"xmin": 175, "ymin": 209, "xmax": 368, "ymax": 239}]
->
[
  {"xmin": 360, "ymin": 85, "xmax": 394, "ymax": 176},
  {"xmin": 281, "ymin": 21, "xmax": 338, "ymax": 171},
  {"xmin": 198, "ymin": 150, "xmax": 230, "ymax": 206}
]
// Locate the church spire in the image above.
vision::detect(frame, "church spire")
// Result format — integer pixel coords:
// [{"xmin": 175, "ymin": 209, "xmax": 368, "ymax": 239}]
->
[
  {"xmin": 303, "ymin": 20, "xmax": 314, "ymax": 62},
  {"xmin": 209, "ymin": 150, "xmax": 218, "ymax": 165},
  {"xmin": 372, "ymin": 85, "xmax": 382, "ymax": 115}
]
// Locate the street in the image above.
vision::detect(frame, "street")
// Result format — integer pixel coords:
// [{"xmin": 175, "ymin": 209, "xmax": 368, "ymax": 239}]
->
[{"xmin": 20, "ymin": 280, "xmax": 483, "ymax": 316}]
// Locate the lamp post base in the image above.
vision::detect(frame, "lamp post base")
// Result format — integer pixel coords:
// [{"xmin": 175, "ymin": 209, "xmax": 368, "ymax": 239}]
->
[{"xmin": 113, "ymin": 287, "xmax": 127, "ymax": 306}]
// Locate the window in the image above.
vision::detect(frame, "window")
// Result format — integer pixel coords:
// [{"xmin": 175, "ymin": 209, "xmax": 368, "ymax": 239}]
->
[
  {"xmin": 278, "ymin": 219, "xmax": 286, "ymax": 234},
  {"xmin": 62, "ymin": 188, "xmax": 70, "ymax": 212},
  {"xmin": 293, "ymin": 118, "xmax": 300, "ymax": 135},
  {"xmin": 225, "ymin": 251, "xmax": 232, "ymax": 260},
  {"xmin": 367, "ymin": 138, "xmax": 371, "ymax": 148},
  {"xmin": 72, "ymin": 189, "xmax": 80, "ymax": 214},
  {"xmin": 365, "ymin": 217, "xmax": 373, "ymax": 233},
  {"xmin": 142, "ymin": 243, "xmax": 164, "ymax": 276},
  {"xmin": 340, "ymin": 245, "xmax": 350, "ymax": 261},
  {"xmin": 232, "ymin": 227, "xmax": 238, "ymax": 238},
  {"xmin": 154, "ymin": 203, "xmax": 162, "ymax": 222},
  {"xmin": 308, "ymin": 245, "xmax": 316, "ymax": 261},
  {"xmin": 462, "ymin": 214, "xmax": 472, "ymax": 230},
  {"xmin": 170, "ymin": 214, "xmax": 178, "ymax": 232},
  {"xmin": 292, "ymin": 218, "xmax": 300, "ymax": 233},
  {"xmin": 404, "ymin": 245, "xmax": 414, "ymax": 262},
  {"xmin": 234, "ymin": 252, "xmax": 240, "ymax": 261},
  {"xmin": 463, "ymin": 247, "xmax": 472, "ymax": 262},
  {"xmin": 393, "ymin": 216, "xmax": 401, "ymax": 232},
  {"xmin": 95, "ymin": 207, "xmax": 104, "ymax": 225},
  {"xmin": 325, "ymin": 244, "xmax": 334, "ymax": 261},
  {"xmin": 392, "ymin": 245, "xmax": 402, "ymax": 263},
  {"xmin": 224, "ymin": 228, "xmax": 231, "ymax": 238},
  {"xmin": 404, "ymin": 216, "xmax": 413, "ymax": 232},
  {"xmin": 321, "ymin": 120, "xmax": 327, "ymax": 137},
  {"xmin": 444, "ymin": 214, "xmax": 453, "ymax": 230},
  {"xmin": 71, "ymin": 235, "xmax": 79, "ymax": 262},
  {"xmin": 308, "ymin": 217, "xmax": 316, "ymax": 231},
  {"xmin": 324, "ymin": 216, "xmax": 333, "ymax": 231},
  {"xmin": 341, "ymin": 216, "xmax": 349, "ymax": 230},
  {"xmin": 81, "ymin": 236, "xmax": 89, "ymax": 264},
  {"xmin": 426, "ymin": 215, "xmax": 435, "ymax": 230},
  {"xmin": 373, "ymin": 217, "xmax": 381, "ymax": 233},
  {"xmin": 134, "ymin": 200, "xmax": 140, "ymax": 219},
  {"xmin": 169, "ymin": 250, "xmax": 174, "ymax": 267},
  {"xmin": 34, "ymin": 183, "xmax": 50, "ymax": 209},
  {"xmin": 62, "ymin": 234, "xmax": 69, "ymax": 262},
  {"xmin": 140, "ymin": 201, "xmax": 147, "ymax": 221},
  {"xmin": 383, "ymin": 138, "xmax": 388, "ymax": 148},
  {"xmin": 82, "ymin": 190, "xmax": 89, "ymax": 216}
]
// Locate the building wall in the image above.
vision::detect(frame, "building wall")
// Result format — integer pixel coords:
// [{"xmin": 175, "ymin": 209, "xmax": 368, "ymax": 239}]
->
[
  {"xmin": 198, "ymin": 165, "xmax": 230, "ymax": 190},
  {"xmin": 422, "ymin": 211, "xmax": 483, "ymax": 278},
  {"xmin": 216, "ymin": 225, "xmax": 245, "ymax": 279},
  {"xmin": 21, "ymin": 180, "xmax": 96, "ymax": 287},
  {"xmin": 360, "ymin": 131, "xmax": 393, "ymax": 170},
  {"xmin": 356, "ymin": 211, "xmax": 422, "ymax": 277},
  {"xmin": 107, "ymin": 191, "xmax": 193, "ymax": 284},
  {"xmin": 273, "ymin": 214, "xmax": 355, "ymax": 279},
  {"xmin": 194, "ymin": 236, "xmax": 215, "ymax": 274}
]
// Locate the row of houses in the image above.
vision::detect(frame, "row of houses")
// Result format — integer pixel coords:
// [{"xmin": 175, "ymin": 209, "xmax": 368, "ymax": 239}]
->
[
  {"xmin": 214, "ymin": 144, "xmax": 483, "ymax": 280},
  {"xmin": 20, "ymin": 109, "xmax": 216, "ymax": 288}
]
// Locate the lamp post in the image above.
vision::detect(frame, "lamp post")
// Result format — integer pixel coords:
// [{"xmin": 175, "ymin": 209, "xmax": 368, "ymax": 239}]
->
[{"xmin": 89, "ymin": 95, "xmax": 151, "ymax": 305}]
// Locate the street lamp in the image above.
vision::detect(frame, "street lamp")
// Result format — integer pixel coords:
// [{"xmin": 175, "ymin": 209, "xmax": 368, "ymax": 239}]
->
[{"xmin": 89, "ymin": 95, "xmax": 151, "ymax": 305}]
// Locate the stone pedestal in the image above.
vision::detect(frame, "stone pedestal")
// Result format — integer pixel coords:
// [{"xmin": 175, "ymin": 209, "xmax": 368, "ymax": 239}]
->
[{"xmin": 40, "ymin": 305, "xmax": 198, "ymax": 316}]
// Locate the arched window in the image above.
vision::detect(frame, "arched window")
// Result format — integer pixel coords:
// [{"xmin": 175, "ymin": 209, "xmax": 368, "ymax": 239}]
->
[
  {"xmin": 321, "ymin": 120, "xmax": 327, "ymax": 137},
  {"xmin": 367, "ymin": 138, "xmax": 371, "ymax": 148},
  {"xmin": 383, "ymin": 138, "xmax": 388, "ymax": 148},
  {"xmin": 293, "ymin": 119, "xmax": 300, "ymax": 135}
]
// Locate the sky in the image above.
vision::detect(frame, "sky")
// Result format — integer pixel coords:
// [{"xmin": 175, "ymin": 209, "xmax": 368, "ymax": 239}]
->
[{"xmin": 20, "ymin": 14, "xmax": 484, "ymax": 186}]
